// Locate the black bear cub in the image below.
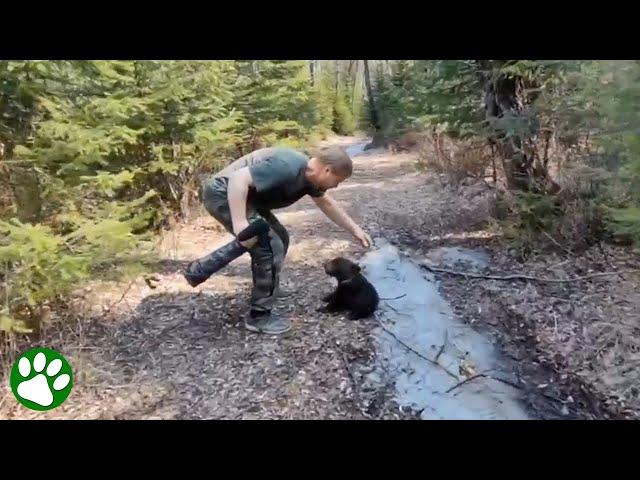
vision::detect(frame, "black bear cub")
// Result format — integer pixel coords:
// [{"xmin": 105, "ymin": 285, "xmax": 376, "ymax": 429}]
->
[{"xmin": 318, "ymin": 257, "xmax": 379, "ymax": 320}]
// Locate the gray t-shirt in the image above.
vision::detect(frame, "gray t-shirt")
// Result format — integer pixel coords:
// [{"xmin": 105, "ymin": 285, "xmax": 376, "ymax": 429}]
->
[{"xmin": 214, "ymin": 147, "xmax": 326, "ymax": 210}]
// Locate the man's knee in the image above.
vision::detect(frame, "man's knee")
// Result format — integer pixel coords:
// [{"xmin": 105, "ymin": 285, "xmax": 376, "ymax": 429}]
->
[
  {"xmin": 269, "ymin": 222, "xmax": 289, "ymax": 257},
  {"xmin": 250, "ymin": 230, "xmax": 284, "ymax": 267},
  {"xmin": 257, "ymin": 210, "xmax": 288, "ymax": 256},
  {"xmin": 269, "ymin": 231, "xmax": 285, "ymax": 269}
]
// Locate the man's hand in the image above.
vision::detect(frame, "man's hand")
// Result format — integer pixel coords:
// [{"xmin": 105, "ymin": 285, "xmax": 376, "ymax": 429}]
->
[
  {"xmin": 353, "ymin": 226, "xmax": 372, "ymax": 249},
  {"xmin": 313, "ymin": 194, "xmax": 373, "ymax": 249},
  {"xmin": 233, "ymin": 220, "xmax": 258, "ymax": 249}
]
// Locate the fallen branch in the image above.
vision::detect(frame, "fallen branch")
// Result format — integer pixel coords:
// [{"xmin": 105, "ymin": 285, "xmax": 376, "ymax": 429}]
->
[
  {"xmin": 101, "ymin": 279, "xmax": 136, "ymax": 318},
  {"xmin": 541, "ymin": 230, "xmax": 572, "ymax": 256},
  {"xmin": 379, "ymin": 294, "xmax": 407, "ymax": 301},
  {"xmin": 384, "ymin": 302, "xmax": 404, "ymax": 315},
  {"xmin": 546, "ymin": 259, "xmax": 569, "ymax": 272},
  {"xmin": 446, "ymin": 373, "xmax": 486, "ymax": 393},
  {"xmin": 332, "ymin": 338, "xmax": 370, "ymax": 418},
  {"xmin": 340, "ymin": 351, "xmax": 363, "ymax": 409},
  {"xmin": 435, "ymin": 330, "xmax": 448, "ymax": 363},
  {"xmin": 491, "ymin": 377, "xmax": 565, "ymax": 404},
  {"xmin": 444, "ymin": 372, "xmax": 564, "ymax": 405},
  {"xmin": 376, "ymin": 319, "xmax": 459, "ymax": 380},
  {"xmin": 420, "ymin": 265, "xmax": 640, "ymax": 284}
]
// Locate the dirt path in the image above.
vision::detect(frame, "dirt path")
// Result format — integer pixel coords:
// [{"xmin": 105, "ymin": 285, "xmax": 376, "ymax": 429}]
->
[
  {"xmin": 4, "ymin": 135, "xmax": 637, "ymax": 419},
  {"xmin": 2, "ymin": 136, "xmax": 438, "ymax": 419}
]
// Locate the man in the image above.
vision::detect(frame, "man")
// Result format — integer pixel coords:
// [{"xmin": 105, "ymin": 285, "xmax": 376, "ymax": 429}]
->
[{"xmin": 191, "ymin": 145, "xmax": 372, "ymax": 335}]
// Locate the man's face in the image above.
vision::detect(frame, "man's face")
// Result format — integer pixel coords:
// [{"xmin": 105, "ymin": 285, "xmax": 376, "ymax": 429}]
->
[{"xmin": 316, "ymin": 165, "xmax": 348, "ymax": 190}]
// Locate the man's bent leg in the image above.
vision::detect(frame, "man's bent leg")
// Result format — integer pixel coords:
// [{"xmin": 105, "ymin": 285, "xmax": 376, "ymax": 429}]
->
[
  {"xmin": 258, "ymin": 209, "xmax": 289, "ymax": 297},
  {"xmin": 245, "ymin": 227, "xmax": 290, "ymax": 334},
  {"xmin": 196, "ymin": 178, "xmax": 290, "ymax": 334},
  {"xmin": 202, "ymin": 177, "xmax": 235, "ymax": 233},
  {"xmin": 183, "ymin": 178, "xmax": 236, "ymax": 286},
  {"xmin": 258, "ymin": 209, "xmax": 289, "ymax": 263}
]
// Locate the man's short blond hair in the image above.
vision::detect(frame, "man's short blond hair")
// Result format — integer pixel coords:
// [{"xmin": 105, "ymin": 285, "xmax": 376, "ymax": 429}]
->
[{"xmin": 312, "ymin": 146, "xmax": 353, "ymax": 177}]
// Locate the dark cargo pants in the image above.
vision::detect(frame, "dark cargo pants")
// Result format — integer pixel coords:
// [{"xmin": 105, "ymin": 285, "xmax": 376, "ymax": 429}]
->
[{"xmin": 201, "ymin": 176, "xmax": 289, "ymax": 314}]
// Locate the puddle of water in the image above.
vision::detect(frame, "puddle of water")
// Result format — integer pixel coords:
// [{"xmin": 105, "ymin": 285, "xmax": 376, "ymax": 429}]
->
[
  {"xmin": 361, "ymin": 240, "xmax": 529, "ymax": 420},
  {"xmin": 345, "ymin": 141, "xmax": 370, "ymax": 158}
]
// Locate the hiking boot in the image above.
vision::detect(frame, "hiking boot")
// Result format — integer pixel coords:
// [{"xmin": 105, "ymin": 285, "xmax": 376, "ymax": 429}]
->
[{"xmin": 245, "ymin": 311, "xmax": 291, "ymax": 335}]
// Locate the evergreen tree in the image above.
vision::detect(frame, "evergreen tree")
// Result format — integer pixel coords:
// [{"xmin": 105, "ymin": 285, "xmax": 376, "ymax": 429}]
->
[{"xmin": 0, "ymin": 59, "xmax": 361, "ymax": 333}]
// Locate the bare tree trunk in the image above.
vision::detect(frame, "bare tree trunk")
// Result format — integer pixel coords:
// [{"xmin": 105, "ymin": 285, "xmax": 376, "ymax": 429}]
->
[
  {"xmin": 0, "ymin": 149, "xmax": 42, "ymax": 226},
  {"xmin": 352, "ymin": 60, "xmax": 359, "ymax": 111},
  {"xmin": 363, "ymin": 60, "xmax": 384, "ymax": 147},
  {"xmin": 376, "ymin": 61, "xmax": 383, "ymax": 82},
  {"xmin": 481, "ymin": 62, "xmax": 538, "ymax": 191},
  {"xmin": 483, "ymin": 73, "xmax": 560, "ymax": 193},
  {"xmin": 363, "ymin": 60, "xmax": 380, "ymax": 132},
  {"xmin": 309, "ymin": 60, "xmax": 315, "ymax": 86},
  {"xmin": 9, "ymin": 166, "xmax": 42, "ymax": 223}
]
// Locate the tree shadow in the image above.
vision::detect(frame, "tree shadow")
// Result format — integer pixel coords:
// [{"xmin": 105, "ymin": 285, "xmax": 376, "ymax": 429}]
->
[{"xmin": 88, "ymin": 279, "xmax": 365, "ymax": 419}]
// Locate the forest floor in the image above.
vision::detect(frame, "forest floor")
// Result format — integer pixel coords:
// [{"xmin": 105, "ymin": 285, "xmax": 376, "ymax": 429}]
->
[{"xmin": 2, "ymin": 135, "xmax": 639, "ymax": 419}]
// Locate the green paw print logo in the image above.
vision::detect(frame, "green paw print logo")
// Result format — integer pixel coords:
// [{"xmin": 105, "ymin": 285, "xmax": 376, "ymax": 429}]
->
[{"xmin": 10, "ymin": 348, "xmax": 73, "ymax": 411}]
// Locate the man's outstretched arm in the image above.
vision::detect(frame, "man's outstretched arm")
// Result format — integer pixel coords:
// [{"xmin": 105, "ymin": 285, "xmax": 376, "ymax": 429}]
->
[
  {"xmin": 227, "ymin": 167, "xmax": 258, "ymax": 248},
  {"xmin": 312, "ymin": 193, "xmax": 372, "ymax": 248}
]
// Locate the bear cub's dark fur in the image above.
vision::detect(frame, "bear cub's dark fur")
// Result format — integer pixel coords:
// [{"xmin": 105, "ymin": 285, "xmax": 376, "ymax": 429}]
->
[{"xmin": 317, "ymin": 257, "xmax": 379, "ymax": 320}]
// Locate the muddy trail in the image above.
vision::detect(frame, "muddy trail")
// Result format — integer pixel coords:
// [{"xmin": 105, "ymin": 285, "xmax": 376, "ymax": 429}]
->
[{"xmin": 3, "ymin": 135, "xmax": 637, "ymax": 420}]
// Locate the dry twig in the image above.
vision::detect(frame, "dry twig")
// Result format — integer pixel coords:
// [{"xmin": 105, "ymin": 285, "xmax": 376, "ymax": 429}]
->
[
  {"xmin": 379, "ymin": 294, "xmax": 407, "ymax": 301},
  {"xmin": 435, "ymin": 330, "xmax": 448, "ymax": 363},
  {"xmin": 340, "ymin": 351, "xmax": 363, "ymax": 411},
  {"xmin": 541, "ymin": 230, "xmax": 572, "ymax": 256},
  {"xmin": 420, "ymin": 265, "xmax": 640, "ymax": 284},
  {"xmin": 444, "ymin": 372, "xmax": 565, "ymax": 405},
  {"xmin": 376, "ymin": 318, "xmax": 459, "ymax": 380},
  {"xmin": 446, "ymin": 373, "xmax": 487, "ymax": 393},
  {"xmin": 101, "ymin": 280, "xmax": 136, "ymax": 318}
]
